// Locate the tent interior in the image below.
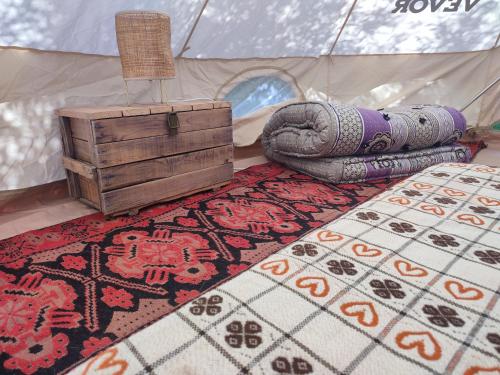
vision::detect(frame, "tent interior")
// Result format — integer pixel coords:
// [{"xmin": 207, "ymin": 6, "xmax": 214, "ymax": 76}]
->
[{"xmin": 0, "ymin": 1, "xmax": 499, "ymax": 374}]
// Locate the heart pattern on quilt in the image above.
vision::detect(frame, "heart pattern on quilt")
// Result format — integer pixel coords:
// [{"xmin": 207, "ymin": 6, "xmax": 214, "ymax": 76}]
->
[
  {"xmin": 340, "ymin": 301, "xmax": 379, "ymax": 327},
  {"xmin": 82, "ymin": 348, "xmax": 128, "ymax": 375},
  {"xmin": 395, "ymin": 331, "xmax": 442, "ymax": 361},
  {"xmin": 394, "ymin": 260, "xmax": 428, "ymax": 277},
  {"xmin": 389, "ymin": 196, "xmax": 411, "ymax": 205},
  {"xmin": 444, "ymin": 280, "xmax": 484, "ymax": 301},
  {"xmin": 443, "ymin": 188, "xmax": 466, "ymax": 197},
  {"xmin": 420, "ymin": 204, "xmax": 445, "ymax": 216},
  {"xmin": 260, "ymin": 259, "xmax": 290, "ymax": 275},
  {"xmin": 473, "ymin": 166, "xmax": 496, "ymax": 173},
  {"xmin": 477, "ymin": 196, "xmax": 499, "ymax": 207},
  {"xmin": 413, "ymin": 182, "xmax": 434, "ymax": 190},
  {"xmin": 457, "ymin": 214, "xmax": 485, "ymax": 226},
  {"xmin": 352, "ymin": 243, "xmax": 382, "ymax": 257},
  {"xmin": 316, "ymin": 230, "xmax": 344, "ymax": 242},
  {"xmin": 464, "ymin": 366, "xmax": 500, "ymax": 375},
  {"xmin": 295, "ymin": 276, "xmax": 330, "ymax": 298}
]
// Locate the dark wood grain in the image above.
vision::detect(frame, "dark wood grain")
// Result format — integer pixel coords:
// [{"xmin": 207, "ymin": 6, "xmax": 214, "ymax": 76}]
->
[
  {"xmin": 101, "ymin": 163, "xmax": 233, "ymax": 214},
  {"xmin": 62, "ymin": 157, "xmax": 96, "ymax": 180},
  {"xmin": 59, "ymin": 117, "xmax": 80, "ymax": 198},
  {"xmin": 94, "ymin": 126, "xmax": 232, "ymax": 168},
  {"xmin": 78, "ymin": 175, "xmax": 101, "ymax": 209},
  {"xmin": 98, "ymin": 145, "xmax": 233, "ymax": 191},
  {"xmin": 92, "ymin": 108, "xmax": 231, "ymax": 143},
  {"xmin": 69, "ymin": 118, "xmax": 92, "ymax": 141}
]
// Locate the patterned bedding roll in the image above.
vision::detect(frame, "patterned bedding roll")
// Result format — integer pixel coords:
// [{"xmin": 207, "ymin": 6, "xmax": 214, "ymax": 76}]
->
[
  {"xmin": 267, "ymin": 144, "xmax": 471, "ymax": 183},
  {"xmin": 262, "ymin": 102, "xmax": 466, "ymax": 159}
]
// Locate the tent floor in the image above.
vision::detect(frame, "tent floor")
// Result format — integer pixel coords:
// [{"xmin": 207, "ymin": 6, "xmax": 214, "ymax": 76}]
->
[
  {"xmin": 0, "ymin": 142, "xmax": 267, "ymax": 240},
  {"xmin": 1, "ymin": 138, "xmax": 499, "ymax": 241}
]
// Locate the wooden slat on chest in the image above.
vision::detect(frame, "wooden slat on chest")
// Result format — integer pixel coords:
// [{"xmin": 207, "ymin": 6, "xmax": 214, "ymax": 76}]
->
[
  {"xmin": 98, "ymin": 145, "xmax": 233, "ymax": 191},
  {"xmin": 92, "ymin": 108, "xmax": 231, "ymax": 143},
  {"xmin": 94, "ymin": 126, "xmax": 232, "ymax": 168},
  {"xmin": 78, "ymin": 175, "xmax": 101, "ymax": 209},
  {"xmin": 59, "ymin": 117, "xmax": 80, "ymax": 198},
  {"xmin": 57, "ymin": 101, "xmax": 231, "ymax": 119},
  {"xmin": 69, "ymin": 118, "xmax": 92, "ymax": 141},
  {"xmin": 100, "ymin": 163, "xmax": 233, "ymax": 214},
  {"xmin": 62, "ymin": 156, "xmax": 96, "ymax": 180},
  {"xmin": 73, "ymin": 138, "xmax": 92, "ymax": 163}
]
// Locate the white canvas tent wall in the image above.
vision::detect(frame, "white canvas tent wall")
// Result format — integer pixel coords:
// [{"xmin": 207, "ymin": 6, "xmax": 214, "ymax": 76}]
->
[{"xmin": 0, "ymin": 0, "xmax": 499, "ymax": 191}]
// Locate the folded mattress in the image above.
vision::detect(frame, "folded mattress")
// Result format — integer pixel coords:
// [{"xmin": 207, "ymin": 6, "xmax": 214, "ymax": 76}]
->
[
  {"xmin": 70, "ymin": 162, "xmax": 500, "ymax": 375},
  {"xmin": 262, "ymin": 102, "xmax": 466, "ymax": 158},
  {"xmin": 268, "ymin": 143, "xmax": 472, "ymax": 183}
]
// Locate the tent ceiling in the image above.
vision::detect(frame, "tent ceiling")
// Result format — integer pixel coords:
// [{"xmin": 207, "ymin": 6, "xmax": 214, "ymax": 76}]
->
[
  {"xmin": 334, "ymin": 0, "xmax": 500, "ymax": 54},
  {"xmin": 0, "ymin": 0, "xmax": 498, "ymax": 58},
  {"xmin": 182, "ymin": 0, "xmax": 351, "ymax": 58},
  {"xmin": 0, "ymin": 0, "xmax": 205, "ymax": 56}
]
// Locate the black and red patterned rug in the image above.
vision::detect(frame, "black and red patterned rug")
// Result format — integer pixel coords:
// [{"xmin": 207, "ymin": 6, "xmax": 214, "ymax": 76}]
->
[
  {"xmin": 0, "ymin": 163, "xmax": 400, "ymax": 374},
  {"xmin": 0, "ymin": 144, "xmax": 485, "ymax": 374}
]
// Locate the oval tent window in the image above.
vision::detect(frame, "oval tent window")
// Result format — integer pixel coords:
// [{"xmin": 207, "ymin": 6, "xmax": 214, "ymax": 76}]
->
[{"xmin": 224, "ymin": 76, "xmax": 296, "ymax": 118}]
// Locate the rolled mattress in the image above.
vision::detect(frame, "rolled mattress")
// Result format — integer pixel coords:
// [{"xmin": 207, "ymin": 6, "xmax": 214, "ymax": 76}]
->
[
  {"xmin": 262, "ymin": 102, "xmax": 466, "ymax": 159},
  {"xmin": 268, "ymin": 144, "xmax": 471, "ymax": 184}
]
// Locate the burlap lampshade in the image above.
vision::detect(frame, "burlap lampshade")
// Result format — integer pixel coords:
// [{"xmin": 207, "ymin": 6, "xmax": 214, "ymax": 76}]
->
[{"xmin": 115, "ymin": 11, "xmax": 176, "ymax": 81}]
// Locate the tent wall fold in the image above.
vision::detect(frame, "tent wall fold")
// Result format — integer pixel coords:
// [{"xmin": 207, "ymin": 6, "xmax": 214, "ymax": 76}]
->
[{"xmin": 0, "ymin": 47, "xmax": 498, "ymax": 191}]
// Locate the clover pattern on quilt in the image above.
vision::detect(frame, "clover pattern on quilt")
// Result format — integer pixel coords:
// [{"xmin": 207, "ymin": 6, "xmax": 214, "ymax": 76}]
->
[
  {"xmin": 291, "ymin": 244, "xmax": 318, "ymax": 257},
  {"xmin": 434, "ymin": 197, "xmax": 456, "ymax": 205},
  {"xmin": 431, "ymin": 172, "xmax": 450, "ymax": 178},
  {"xmin": 225, "ymin": 321, "xmax": 263, "ymax": 349},
  {"xmin": 189, "ymin": 295, "xmax": 223, "ymax": 316},
  {"xmin": 474, "ymin": 250, "xmax": 500, "ymax": 265},
  {"xmin": 370, "ymin": 279, "xmax": 406, "ymax": 299},
  {"xmin": 469, "ymin": 205, "xmax": 495, "ymax": 215},
  {"xmin": 402, "ymin": 189, "xmax": 423, "ymax": 197},
  {"xmin": 429, "ymin": 234, "xmax": 460, "ymax": 248},
  {"xmin": 460, "ymin": 176, "xmax": 480, "ymax": 184},
  {"xmin": 271, "ymin": 357, "xmax": 313, "ymax": 374},
  {"xmin": 356, "ymin": 211, "xmax": 380, "ymax": 221},
  {"xmin": 327, "ymin": 260, "xmax": 357, "ymax": 276},
  {"xmin": 389, "ymin": 222, "xmax": 416, "ymax": 233},
  {"xmin": 487, "ymin": 333, "xmax": 500, "ymax": 354},
  {"xmin": 422, "ymin": 305, "xmax": 465, "ymax": 328}
]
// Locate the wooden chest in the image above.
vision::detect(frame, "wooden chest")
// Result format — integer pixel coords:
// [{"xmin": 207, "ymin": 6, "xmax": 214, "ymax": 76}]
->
[{"xmin": 56, "ymin": 101, "xmax": 233, "ymax": 216}]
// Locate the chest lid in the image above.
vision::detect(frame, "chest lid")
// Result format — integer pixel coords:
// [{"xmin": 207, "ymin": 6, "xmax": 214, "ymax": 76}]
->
[{"xmin": 56, "ymin": 100, "xmax": 231, "ymax": 120}]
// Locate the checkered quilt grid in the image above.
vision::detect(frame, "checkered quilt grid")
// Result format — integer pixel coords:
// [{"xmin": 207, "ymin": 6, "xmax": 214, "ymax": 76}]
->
[{"xmin": 70, "ymin": 163, "xmax": 500, "ymax": 375}]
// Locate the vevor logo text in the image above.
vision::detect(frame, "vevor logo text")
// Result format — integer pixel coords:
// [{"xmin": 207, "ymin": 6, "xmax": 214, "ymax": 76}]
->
[{"xmin": 392, "ymin": 0, "xmax": 480, "ymax": 13}]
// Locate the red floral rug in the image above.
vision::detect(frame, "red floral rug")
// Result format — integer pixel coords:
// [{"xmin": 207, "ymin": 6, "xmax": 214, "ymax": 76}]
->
[{"xmin": 0, "ymin": 143, "xmax": 484, "ymax": 374}]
